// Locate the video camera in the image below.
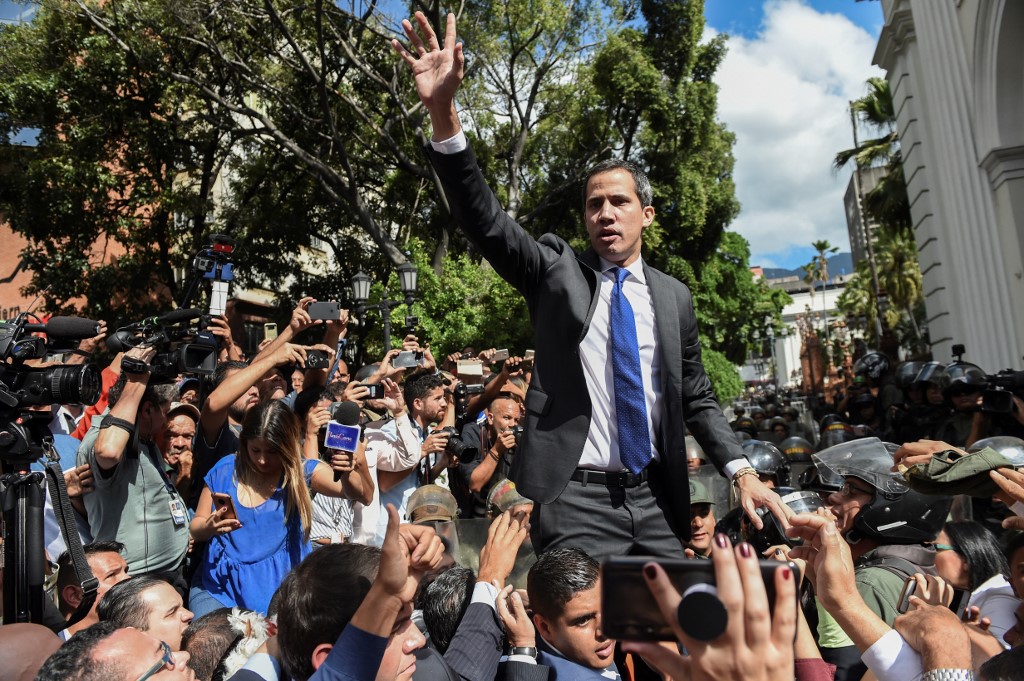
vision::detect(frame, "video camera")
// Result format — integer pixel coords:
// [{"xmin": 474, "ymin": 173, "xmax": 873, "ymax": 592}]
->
[
  {"xmin": 952, "ymin": 344, "xmax": 1024, "ymax": 414},
  {"xmin": 0, "ymin": 314, "xmax": 102, "ymax": 460},
  {"xmin": 452, "ymin": 380, "xmax": 485, "ymax": 429},
  {"xmin": 106, "ymin": 308, "xmax": 219, "ymax": 379}
]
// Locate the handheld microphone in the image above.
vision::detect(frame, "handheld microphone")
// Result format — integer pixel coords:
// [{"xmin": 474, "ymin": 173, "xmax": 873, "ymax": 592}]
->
[{"xmin": 326, "ymin": 401, "xmax": 363, "ymax": 482}]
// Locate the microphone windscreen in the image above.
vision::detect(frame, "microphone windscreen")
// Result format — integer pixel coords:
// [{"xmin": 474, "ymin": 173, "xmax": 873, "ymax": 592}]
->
[
  {"xmin": 45, "ymin": 316, "xmax": 101, "ymax": 339},
  {"xmin": 333, "ymin": 400, "xmax": 362, "ymax": 425},
  {"xmin": 159, "ymin": 308, "xmax": 203, "ymax": 325}
]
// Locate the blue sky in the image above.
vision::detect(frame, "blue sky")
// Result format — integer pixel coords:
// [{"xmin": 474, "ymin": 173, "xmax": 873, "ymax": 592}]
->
[{"xmin": 703, "ymin": 0, "xmax": 885, "ymax": 271}]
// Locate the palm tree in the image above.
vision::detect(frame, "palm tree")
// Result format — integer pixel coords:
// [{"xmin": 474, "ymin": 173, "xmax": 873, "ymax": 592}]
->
[
  {"xmin": 875, "ymin": 229, "xmax": 923, "ymax": 340},
  {"xmin": 835, "ymin": 77, "xmax": 912, "ymax": 237},
  {"xmin": 803, "ymin": 240, "xmax": 840, "ymax": 296}
]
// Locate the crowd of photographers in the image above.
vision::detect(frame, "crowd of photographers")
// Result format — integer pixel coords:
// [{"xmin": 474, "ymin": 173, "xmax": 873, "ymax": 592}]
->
[{"xmin": 2, "ymin": 297, "xmax": 1024, "ymax": 681}]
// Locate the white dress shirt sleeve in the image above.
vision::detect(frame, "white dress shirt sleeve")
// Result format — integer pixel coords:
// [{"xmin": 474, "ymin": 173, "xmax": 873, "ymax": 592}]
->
[
  {"xmin": 860, "ymin": 628, "xmax": 923, "ymax": 681},
  {"xmin": 430, "ymin": 131, "xmax": 468, "ymax": 154},
  {"xmin": 370, "ymin": 415, "xmax": 422, "ymax": 472}
]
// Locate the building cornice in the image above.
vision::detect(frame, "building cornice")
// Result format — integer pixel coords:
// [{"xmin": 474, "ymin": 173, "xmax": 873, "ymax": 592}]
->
[
  {"xmin": 874, "ymin": 3, "xmax": 916, "ymax": 70},
  {"xmin": 980, "ymin": 144, "xmax": 1024, "ymax": 191}
]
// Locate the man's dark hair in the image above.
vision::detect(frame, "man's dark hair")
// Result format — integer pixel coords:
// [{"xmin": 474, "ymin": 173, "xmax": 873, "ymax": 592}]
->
[
  {"xmin": 107, "ymin": 375, "xmax": 174, "ymax": 411},
  {"xmin": 581, "ymin": 159, "xmax": 654, "ymax": 208},
  {"xmin": 527, "ymin": 547, "xmax": 599, "ymax": 620},
  {"xmin": 35, "ymin": 620, "xmax": 122, "ymax": 681},
  {"xmin": 419, "ymin": 566, "xmax": 475, "ymax": 653},
  {"xmin": 404, "ymin": 372, "xmax": 446, "ymax": 408},
  {"xmin": 181, "ymin": 607, "xmax": 244, "ymax": 681},
  {"xmin": 97, "ymin": 576, "xmax": 166, "ymax": 630},
  {"xmin": 276, "ymin": 544, "xmax": 381, "ymax": 681},
  {"xmin": 56, "ymin": 541, "xmax": 126, "ymax": 615},
  {"xmin": 979, "ymin": 645, "xmax": 1024, "ymax": 681},
  {"xmin": 1003, "ymin": 531, "xmax": 1024, "ymax": 565},
  {"xmin": 944, "ymin": 521, "xmax": 1009, "ymax": 590},
  {"xmin": 211, "ymin": 360, "xmax": 249, "ymax": 391}
]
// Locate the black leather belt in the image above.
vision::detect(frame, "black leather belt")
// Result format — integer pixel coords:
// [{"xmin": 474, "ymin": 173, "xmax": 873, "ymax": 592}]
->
[{"xmin": 570, "ymin": 467, "xmax": 649, "ymax": 488}]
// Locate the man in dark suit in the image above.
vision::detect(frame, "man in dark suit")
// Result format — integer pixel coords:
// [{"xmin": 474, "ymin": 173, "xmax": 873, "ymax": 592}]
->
[{"xmin": 393, "ymin": 13, "xmax": 787, "ymax": 558}]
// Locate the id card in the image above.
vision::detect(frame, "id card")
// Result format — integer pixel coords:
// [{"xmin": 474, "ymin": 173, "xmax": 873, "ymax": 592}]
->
[
  {"xmin": 324, "ymin": 421, "xmax": 361, "ymax": 452},
  {"xmin": 169, "ymin": 498, "xmax": 188, "ymax": 527}
]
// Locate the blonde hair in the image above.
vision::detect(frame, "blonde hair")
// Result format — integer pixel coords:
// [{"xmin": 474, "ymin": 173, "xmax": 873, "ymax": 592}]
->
[{"xmin": 236, "ymin": 400, "xmax": 313, "ymax": 541}]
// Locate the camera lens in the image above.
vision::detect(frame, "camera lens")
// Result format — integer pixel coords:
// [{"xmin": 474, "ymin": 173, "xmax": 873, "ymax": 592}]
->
[{"xmin": 46, "ymin": 364, "xmax": 102, "ymax": 406}]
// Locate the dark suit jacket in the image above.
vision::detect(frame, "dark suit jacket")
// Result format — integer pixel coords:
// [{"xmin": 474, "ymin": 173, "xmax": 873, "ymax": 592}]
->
[{"xmin": 428, "ymin": 144, "xmax": 744, "ymax": 534}]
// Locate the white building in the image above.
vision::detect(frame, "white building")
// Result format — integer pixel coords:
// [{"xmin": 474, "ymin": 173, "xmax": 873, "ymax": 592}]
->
[{"xmin": 874, "ymin": 0, "xmax": 1024, "ymax": 372}]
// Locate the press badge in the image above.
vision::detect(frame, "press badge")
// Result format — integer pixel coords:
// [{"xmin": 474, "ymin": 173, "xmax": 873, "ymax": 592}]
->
[{"xmin": 169, "ymin": 499, "xmax": 188, "ymax": 526}]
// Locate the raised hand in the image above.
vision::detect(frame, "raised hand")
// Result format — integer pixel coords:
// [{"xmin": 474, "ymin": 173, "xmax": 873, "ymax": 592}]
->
[{"xmin": 392, "ymin": 12, "xmax": 464, "ymax": 122}]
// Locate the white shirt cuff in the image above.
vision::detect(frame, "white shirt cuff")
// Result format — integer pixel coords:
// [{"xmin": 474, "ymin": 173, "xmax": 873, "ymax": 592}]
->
[
  {"xmin": 723, "ymin": 458, "xmax": 753, "ymax": 479},
  {"xmin": 861, "ymin": 629, "xmax": 923, "ymax": 681},
  {"xmin": 507, "ymin": 655, "xmax": 538, "ymax": 665},
  {"xmin": 472, "ymin": 580, "xmax": 500, "ymax": 612},
  {"xmin": 430, "ymin": 131, "xmax": 468, "ymax": 154},
  {"xmin": 238, "ymin": 652, "xmax": 282, "ymax": 680}
]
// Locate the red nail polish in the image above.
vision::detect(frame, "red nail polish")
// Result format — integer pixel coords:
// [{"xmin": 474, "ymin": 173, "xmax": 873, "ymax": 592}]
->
[
  {"xmin": 644, "ymin": 564, "xmax": 657, "ymax": 579},
  {"xmin": 715, "ymin": 533, "xmax": 729, "ymax": 548},
  {"xmin": 781, "ymin": 566, "xmax": 792, "ymax": 580},
  {"xmin": 739, "ymin": 542, "xmax": 753, "ymax": 558}
]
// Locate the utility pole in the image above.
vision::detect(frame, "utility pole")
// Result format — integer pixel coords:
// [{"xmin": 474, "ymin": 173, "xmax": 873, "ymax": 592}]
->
[{"xmin": 850, "ymin": 103, "xmax": 886, "ymax": 342}]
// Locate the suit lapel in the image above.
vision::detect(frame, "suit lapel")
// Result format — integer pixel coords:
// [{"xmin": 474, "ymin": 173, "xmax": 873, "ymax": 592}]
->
[{"xmin": 643, "ymin": 263, "xmax": 682, "ymax": 394}]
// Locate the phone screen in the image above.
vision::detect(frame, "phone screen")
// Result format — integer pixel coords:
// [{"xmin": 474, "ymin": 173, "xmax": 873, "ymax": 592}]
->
[{"xmin": 601, "ymin": 556, "xmax": 799, "ymax": 641}]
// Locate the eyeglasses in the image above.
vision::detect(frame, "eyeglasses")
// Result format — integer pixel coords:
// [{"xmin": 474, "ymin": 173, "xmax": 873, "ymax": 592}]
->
[
  {"xmin": 932, "ymin": 543, "xmax": 961, "ymax": 554},
  {"xmin": 136, "ymin": 641, "xmax": 176, "ymax": 681},
  {"xmin": 838, "ymin": 481, "xmax": 874, "ymax": 498}
]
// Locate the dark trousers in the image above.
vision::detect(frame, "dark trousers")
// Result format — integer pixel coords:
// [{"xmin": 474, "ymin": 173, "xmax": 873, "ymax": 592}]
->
[{"xmin": 530, "ymin": 469, "xmax": 684, "ymax": 560}]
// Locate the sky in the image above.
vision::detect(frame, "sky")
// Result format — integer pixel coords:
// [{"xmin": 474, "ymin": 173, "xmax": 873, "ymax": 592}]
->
[{"xmin": 705, "ymin": 0, "xmax": 885, "ymax": 271}]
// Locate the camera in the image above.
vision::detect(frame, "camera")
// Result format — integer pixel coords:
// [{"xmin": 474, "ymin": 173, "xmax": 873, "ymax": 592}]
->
[
  {"xmin": 511, "ymin": 425, "xmax": 525, "ymax": 445},
  {"xmin": 304, "ymin": 349, "xmax": 330, "ymax": 370},
  {"xmin": 393, "ymin": 350, "xmax": 424, "ymax": 369},
  {"xmin": 432, "ymin": 425, "xmax": 478, "ymax": 462},
  {"xmin": 452, "ymin": 381, "xmax": 486, "ymax": 427},
  {"xmin": 107, "ymin": 308, "xmax": 219, "ymax": 379}
]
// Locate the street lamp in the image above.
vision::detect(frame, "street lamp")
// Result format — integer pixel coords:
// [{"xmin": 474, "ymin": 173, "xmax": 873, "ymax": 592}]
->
[{"xmin": 350, "ymin": 257, "xmax": 419, "ymax": 350}]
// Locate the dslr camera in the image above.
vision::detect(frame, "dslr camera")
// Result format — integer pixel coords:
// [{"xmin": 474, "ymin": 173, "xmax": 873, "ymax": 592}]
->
[{"xmin": 432, "ymin": 425, "xmax": 478, "ymax": 462}]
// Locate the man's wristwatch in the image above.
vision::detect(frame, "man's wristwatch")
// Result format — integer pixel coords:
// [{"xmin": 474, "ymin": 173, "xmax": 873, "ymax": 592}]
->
[{"xmin": 510, "ymin": 646, "xmax": 538, "ymax": 659}]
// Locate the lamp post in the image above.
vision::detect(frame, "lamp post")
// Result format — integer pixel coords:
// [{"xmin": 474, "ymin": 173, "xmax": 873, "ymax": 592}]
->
[{"xmin": 350, "ymin": 259, "xmax": 419, "ymax": 350}]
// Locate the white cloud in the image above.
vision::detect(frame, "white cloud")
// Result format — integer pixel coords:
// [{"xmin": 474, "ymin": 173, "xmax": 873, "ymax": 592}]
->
[{"xmin": 710, "ymin": 0, "xmax": 884, "ymax": 267}]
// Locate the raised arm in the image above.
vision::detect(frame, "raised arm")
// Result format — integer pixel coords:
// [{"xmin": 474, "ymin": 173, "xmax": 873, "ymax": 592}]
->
[{"xmin": 391, "ymin": 12, "xmax": 464, "ymax": 141}]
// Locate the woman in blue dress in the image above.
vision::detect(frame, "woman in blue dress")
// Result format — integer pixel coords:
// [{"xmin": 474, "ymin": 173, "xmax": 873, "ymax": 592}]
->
[{"xmin": 189, "ymin": 399, "xmax": 360, "ymax": 615}]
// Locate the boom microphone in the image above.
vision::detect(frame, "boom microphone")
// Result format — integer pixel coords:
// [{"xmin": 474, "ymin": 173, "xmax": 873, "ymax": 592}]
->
[
  {"xmin": 158, "ymin": 308, "xmax": 204, "ymax": 325},
  {"xmin": 24, "ymin": 316, "xmax": 102, "ymax": 339}
]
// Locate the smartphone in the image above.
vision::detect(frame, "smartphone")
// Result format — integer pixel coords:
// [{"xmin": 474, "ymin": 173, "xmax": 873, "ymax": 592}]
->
[
  {"xmin": 212, "ymin": 492, "xmax": 237, "ymax": 521},
  {"xmin": 364, "ymin": 383, "xmax": 385, "ymax": 400},
  {"xmin": 308, "ymin": 301, "xmax": 342, "ymax": 320},
  {"xmin": 263, "ymin": 322, "xmax": 278, "ymax": 341},
  {"xmin": 457, "ymin": 359, "xmax": 484, "ymax": 382},
  {"xmin": 324, "ymin": 421, "xmax": 361, "ymax": 451},
  {"xmin": 393, "ymin": 350, "xmax": 424, "ymax": 369},
  {"xmin": 896, "ymin": 576, "xmax": 971, "ymax": 618},
  {"xmin": 523, "ymin": 349, "xmax": 535, "ymax": 367},
  {"xmin": 601, "ymin": 556, "xmax": 800, "ymax": 642},
  {"xmin": 491, "ymin": 349, "xmax": 510, "ymax": 363}
]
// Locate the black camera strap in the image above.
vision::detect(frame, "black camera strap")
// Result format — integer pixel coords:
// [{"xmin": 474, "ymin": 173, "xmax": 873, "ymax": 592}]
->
[{"xmin": 43, "ymin": 452, "xmax": 98, "ymax": 627}]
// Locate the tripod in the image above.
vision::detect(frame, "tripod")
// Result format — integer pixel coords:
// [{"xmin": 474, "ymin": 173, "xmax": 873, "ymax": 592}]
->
[{"xmin": 1, "ymin": 461, "xmax": 46, "ymax": 623}]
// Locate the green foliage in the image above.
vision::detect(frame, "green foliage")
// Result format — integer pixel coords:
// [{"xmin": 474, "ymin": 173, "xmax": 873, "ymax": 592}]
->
[{"xmin": 699, "ymin": 343, "xmax": 744, "ymax": 402}]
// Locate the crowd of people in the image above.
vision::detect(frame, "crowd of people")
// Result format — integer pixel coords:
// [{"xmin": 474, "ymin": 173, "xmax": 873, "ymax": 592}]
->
[{"xmin": 3, "ymin": 10, "xmax": 1024, "ymax": 681}]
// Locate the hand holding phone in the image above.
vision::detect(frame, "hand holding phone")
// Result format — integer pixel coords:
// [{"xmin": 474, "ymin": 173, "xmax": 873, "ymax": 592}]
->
[{"xmin": 212, "ymin": 492, "xmax": 237, "ymax": 520}]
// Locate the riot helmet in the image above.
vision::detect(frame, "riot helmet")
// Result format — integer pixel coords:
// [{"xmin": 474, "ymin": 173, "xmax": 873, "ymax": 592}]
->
[
  {"xmin": 895, "ymin": 361, "xmax": 926, "ymax": 391},
  {"xmin": 798, "ymin": 462, "xmax": 845, "ymax": 494},
  {"xmin": 750, "ymin": 406, "xmax": 767, "ymax": 423},
  {"xmin": 733, "ymin": 416, "xmax": 758, "ymax": 437},
  {"xmin": 406, "ymin": 484, "xmax": 459, "ymax": 524},
  {"xmin": 938, "ymin": 361, "xmax": 987, "ymax": 397},
  {"xmin": 741, "ymin": 439, "xmax": 791, "ymax": 487},
  {"xmin": 913, "ymin": 361, "xmax": 945, "ymax": 387},
  {"xmin": 968, "ymin": 436, "xmax": 1024, "ymax": 468},
  {"xmin": 733, "ymin": 405, "xmax": 746, "ymax": 417},
  {"xmin": 819, "ymin": 419, "xmax": 855, "ymax": 452},
  {"xmin": 819, "ymin": 413, "xmax": 847, "ymax": 431},
  {"xmin": 750, "ymin": 490, "xmax": 826, "ymax": 555},
  {"xmin": 813, "ymin": 437, "xmax": 952, "ymax": 545},
  {"xmin": 685, "ymin": 435, "xmax": 708, "ymax": 464},
  {"xmin": 780, "ymin": 436, "xmax": 814, "ymax": 463},
  {"xmin": 854, "ymin": 351, "xmax": 891, "ymax": 381}
]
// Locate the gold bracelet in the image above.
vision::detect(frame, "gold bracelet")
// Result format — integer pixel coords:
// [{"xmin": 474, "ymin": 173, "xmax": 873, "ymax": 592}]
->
[{"xmin": 732, "ymin": 467, "xmax": 758, "ymax": 486}]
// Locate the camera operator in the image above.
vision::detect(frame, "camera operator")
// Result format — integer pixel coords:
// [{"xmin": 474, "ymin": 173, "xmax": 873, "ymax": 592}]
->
[
  {"xmin": 459, "ymin": 394, "xmax": 522, "ymax": 518},
  {"xmin": 76, "ymin": 345, "xmax": 190, "ymax": 589}
]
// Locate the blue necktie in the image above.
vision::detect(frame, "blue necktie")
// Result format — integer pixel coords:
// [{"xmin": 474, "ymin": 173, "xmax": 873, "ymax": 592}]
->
[{"xmin": 610, "ymin": 267, "xmax": 652, "ymax": 474}]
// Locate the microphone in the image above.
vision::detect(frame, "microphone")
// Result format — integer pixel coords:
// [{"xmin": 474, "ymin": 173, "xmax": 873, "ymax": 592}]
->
[
  {"xmin": 158, "ymin": 308, "xmax": 204, "ymax": 325},
  {"xmin": 329, "ymin": 401, "xmax": 363, "ymax": 482},
  {"xmin": 24, "ymin": 316, "xmax": 102, "ymax": 339}
]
